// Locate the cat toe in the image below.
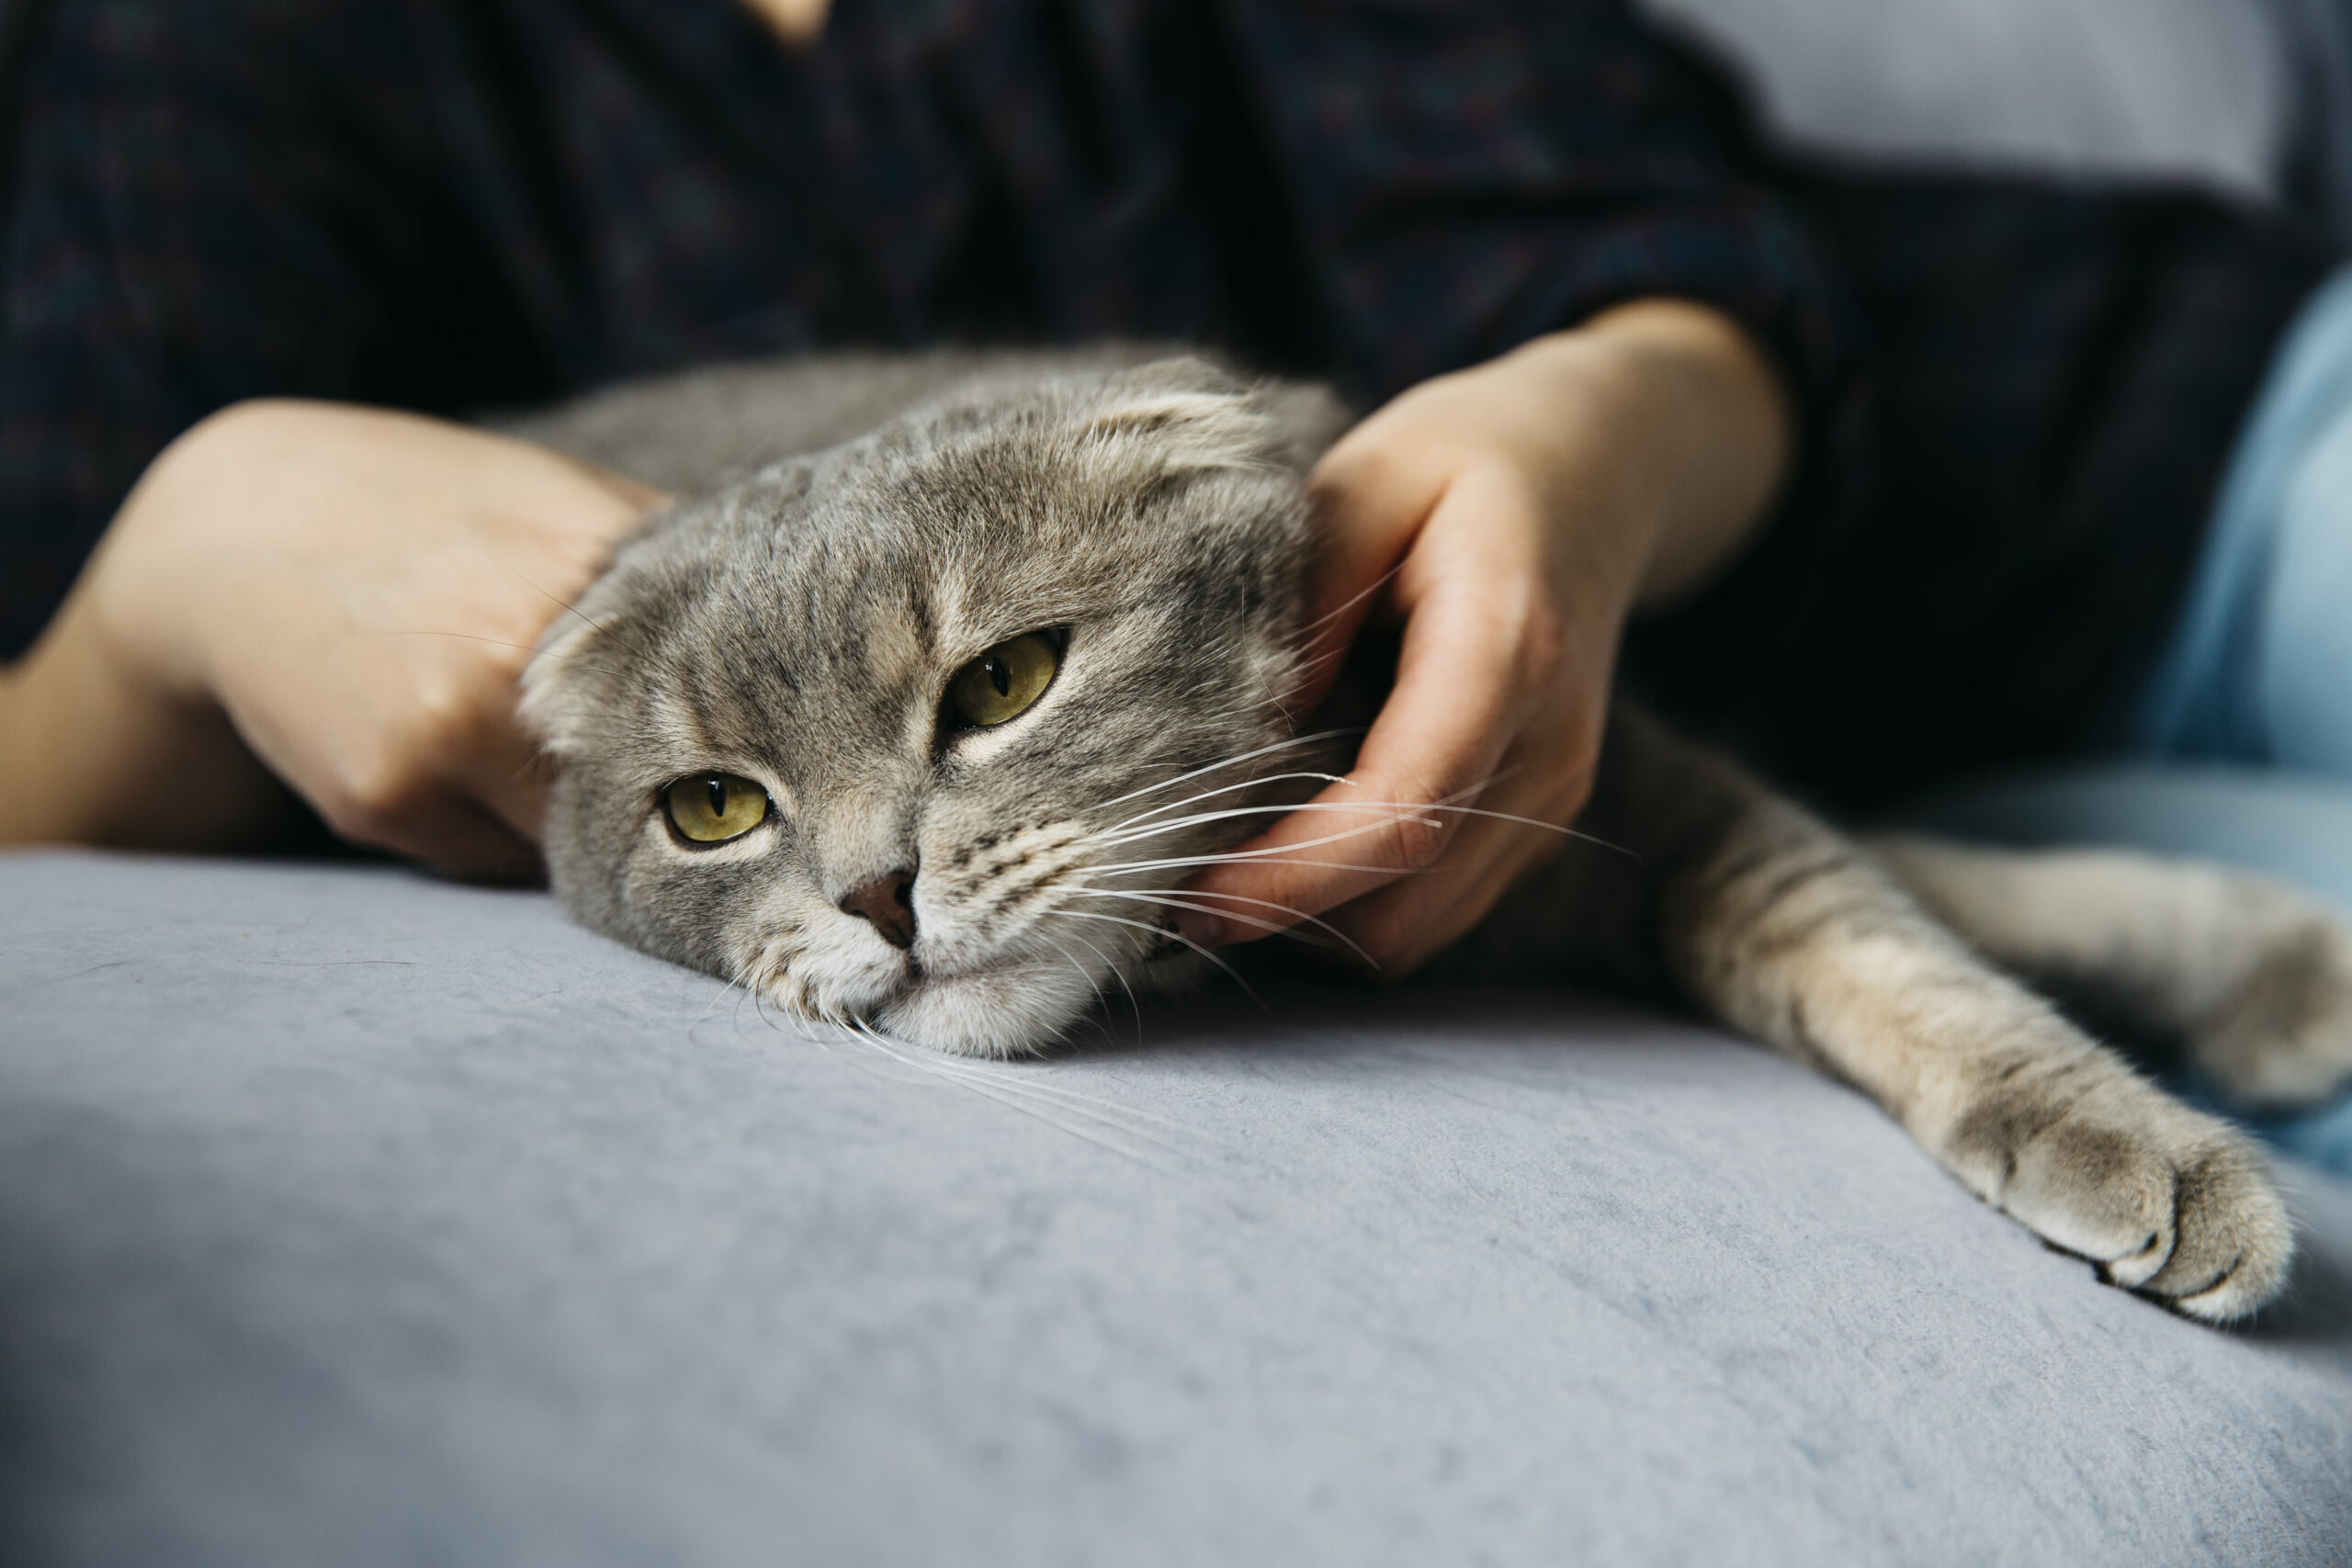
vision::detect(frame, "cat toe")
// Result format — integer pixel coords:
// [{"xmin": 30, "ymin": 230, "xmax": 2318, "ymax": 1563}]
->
[
  {"xmin": 1974, "ymin": 1076, "xmax": 2292, "ymax": 1322},
  {"xmin": 2134, "ymin": 1135, "xmax": 2294, "ymax": 1323}
]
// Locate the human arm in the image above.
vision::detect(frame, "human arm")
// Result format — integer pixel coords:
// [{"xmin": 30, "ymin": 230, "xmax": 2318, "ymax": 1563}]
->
[
  {"xmin": 0, "ymin": 400, "xmax": 667, "ymax": 876},
  {"xmin": 1179, "ymin": 298, "xmax": 1792, "ymax": 971},
  {"xmin": 1174, "ymin": 0, "xmax": 1857, "ymax": 972}
]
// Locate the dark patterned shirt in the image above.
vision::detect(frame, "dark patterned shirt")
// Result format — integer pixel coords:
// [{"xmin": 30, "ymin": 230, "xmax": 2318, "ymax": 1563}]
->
[{"xmin": 0, "ymin": 0, "xmax": 2335, "ymax": 801}]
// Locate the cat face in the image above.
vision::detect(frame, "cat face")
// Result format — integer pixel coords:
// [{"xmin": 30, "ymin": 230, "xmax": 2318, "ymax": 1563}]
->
[{"xmin": 524, "ymin": 362, "xmax": 1333, "ymax": 1055}]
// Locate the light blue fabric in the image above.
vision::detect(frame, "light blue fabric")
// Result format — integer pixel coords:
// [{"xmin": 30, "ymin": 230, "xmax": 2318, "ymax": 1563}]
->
[
  {"xmin": 2134, "ymin": 264, "xmax": 2352, "ymax": 770},
  {"xmin": 2088, "ymin": 260, "xmax": 2352, "ymax": 1168}
]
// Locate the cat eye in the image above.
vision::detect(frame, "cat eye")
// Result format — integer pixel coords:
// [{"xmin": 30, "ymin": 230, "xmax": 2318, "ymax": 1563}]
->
[
  {"xmin": 946, "ymin": 631, "xmax": 1060, "ymax": 728},
  {"xmin": 662, "ymin": 773, "xmax": 772, "ymax": 844}
]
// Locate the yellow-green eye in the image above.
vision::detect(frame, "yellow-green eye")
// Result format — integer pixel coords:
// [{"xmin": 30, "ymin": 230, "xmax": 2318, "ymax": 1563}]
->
[
  {"xmin": 947, "ymin": 631, "xmax": 1059, "ymax": 728},
  {"xmin": 662, "ymin": 773, "xmax": 770, "ymax": 844}
]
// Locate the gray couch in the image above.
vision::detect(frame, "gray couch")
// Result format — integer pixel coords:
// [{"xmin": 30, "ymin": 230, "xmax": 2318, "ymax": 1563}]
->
[
  {"xmin": 12, "ymin": 4, "xmax": 2352, "ymax": 1563},
  {"xmin": 6, "ymin": 849, "xmax": 2351, "ymax": 1565}
]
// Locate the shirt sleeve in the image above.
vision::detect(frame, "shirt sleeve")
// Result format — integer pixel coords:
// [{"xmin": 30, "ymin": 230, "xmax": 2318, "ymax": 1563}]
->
[
  {"xmin": 1218, "ymin": 0, "xmax": 1860, "ymax": 412},
  {"xmin": 1220, "ymin": 0, "xmax": 1873, "ymax": 747}
]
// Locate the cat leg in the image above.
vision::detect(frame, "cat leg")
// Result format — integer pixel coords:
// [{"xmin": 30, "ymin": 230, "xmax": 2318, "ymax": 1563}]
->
[
  {"xmin": 1867, "ymin": 837, "xmax": 2352, "ymax": 1111},
  {"xmin": 1589, "ymin": 719, "xmax": 2293, "ymax": 1321}
]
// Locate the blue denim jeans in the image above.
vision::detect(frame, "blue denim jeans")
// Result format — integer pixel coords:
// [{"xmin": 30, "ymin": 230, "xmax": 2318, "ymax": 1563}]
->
[{"xmin": 2135, "ymin": 265, "xmax": 2352, "ymax": 771}]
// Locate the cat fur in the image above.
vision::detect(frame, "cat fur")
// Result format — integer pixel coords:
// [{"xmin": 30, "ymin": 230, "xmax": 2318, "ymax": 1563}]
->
[{"xmin": 512, "ymin": 352, "xmax": 2352, "ymax": 1323}]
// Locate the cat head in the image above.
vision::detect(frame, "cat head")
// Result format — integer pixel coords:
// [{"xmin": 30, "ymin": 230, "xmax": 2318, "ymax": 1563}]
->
[{"xmin": 523, "ymin": 359, "xmax": 1348, "ymax": 1055}]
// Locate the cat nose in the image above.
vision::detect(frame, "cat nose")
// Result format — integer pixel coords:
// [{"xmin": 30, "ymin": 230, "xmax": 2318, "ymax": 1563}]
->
[{"xmin": 841, "ymin": 869, "xmax": 918, "ymax": 950}]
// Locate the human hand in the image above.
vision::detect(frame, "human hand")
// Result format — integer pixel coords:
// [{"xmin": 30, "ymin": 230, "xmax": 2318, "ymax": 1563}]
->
[
  {"xmin": 17, "ymin": 400, "xmax": 667, "ymax": 875},
  {"xmin": 1181, "ymin": 302, "xmax": 1790, "ymax": 973}
]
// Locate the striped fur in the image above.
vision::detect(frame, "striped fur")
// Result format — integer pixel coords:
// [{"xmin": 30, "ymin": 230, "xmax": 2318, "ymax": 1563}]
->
[{"xmin": 518, "ymin": 352, "xmax": 2352, "ymax": 1323}]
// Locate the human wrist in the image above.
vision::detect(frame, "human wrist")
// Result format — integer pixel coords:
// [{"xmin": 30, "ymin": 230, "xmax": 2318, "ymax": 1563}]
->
[
  {"xmin": 1498, "ymin": 300, "xmax": 1792, "ymax": 609},
  {"xmin": 0, "ymin": 588, "xmax": 281, "ymax": 847},
  {"xmin": 79, "ymin": 401, "xmax": 275, "ymax": 706}
]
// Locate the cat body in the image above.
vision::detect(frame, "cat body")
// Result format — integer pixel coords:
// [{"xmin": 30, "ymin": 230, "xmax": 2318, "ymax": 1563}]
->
[{"xmin": 513, "ymin": 352, "xmax": 2352, "ymax": 1323}]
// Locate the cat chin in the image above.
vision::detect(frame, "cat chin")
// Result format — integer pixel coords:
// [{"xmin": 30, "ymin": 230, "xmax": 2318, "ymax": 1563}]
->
[{"xmin": 868, "ymin": 961, "xmax": 1103, "ymax": 1059}]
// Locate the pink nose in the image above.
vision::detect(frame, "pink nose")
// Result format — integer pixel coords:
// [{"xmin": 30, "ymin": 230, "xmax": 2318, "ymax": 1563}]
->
[{"xmin": 841, "ymin": 870, "xmax": 917, "ymax": 950}]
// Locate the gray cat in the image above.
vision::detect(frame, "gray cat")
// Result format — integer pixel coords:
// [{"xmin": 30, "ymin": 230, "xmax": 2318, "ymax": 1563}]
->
[{"xmin": 510, "ymin": 352, "xmax": 2352, "ymax": 1324}]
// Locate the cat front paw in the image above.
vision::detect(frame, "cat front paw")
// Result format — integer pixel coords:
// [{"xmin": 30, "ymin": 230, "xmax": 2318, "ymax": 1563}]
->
[{"xmin": 1951, "ymin": 1068, "xmax": 2292, "ymax": 1323}]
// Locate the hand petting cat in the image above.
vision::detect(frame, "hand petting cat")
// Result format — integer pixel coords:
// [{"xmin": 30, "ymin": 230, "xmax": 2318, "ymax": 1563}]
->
[
  {"xmin": 0, "ymin": 297, "xmax": 1781, "ymax": 959},
  {"xmin": 1182, "ymin": 300, "xmax": 1792, "ymax": 974},
  {"xmin": 0, "ymin": 401, "xmax": 666, "ymax": 877}
]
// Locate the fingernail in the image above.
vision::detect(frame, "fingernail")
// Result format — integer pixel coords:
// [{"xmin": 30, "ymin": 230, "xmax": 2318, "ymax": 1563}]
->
[{"xmin": 1174, "ymin": 911, "xmax": 1224, "ymax": 949}]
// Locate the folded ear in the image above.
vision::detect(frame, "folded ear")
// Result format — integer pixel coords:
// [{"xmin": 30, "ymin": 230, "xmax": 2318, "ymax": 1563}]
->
[
  {"xmin": 517, "ymin": 612, "xmax": 617, "ymax": 760},
  {"xmin": 1076, "ymin": 387, "xmax": 1277, "ymax": 474},
  {"xmin": 1253, "ymin": 380, "xmax": 1355, "ymax": 472}
]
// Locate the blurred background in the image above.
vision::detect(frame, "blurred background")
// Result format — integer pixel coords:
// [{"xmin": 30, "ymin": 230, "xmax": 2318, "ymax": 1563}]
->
[{"xmin": 1645, "ymin": 0, "xmax": 2346, "ymax": 236}]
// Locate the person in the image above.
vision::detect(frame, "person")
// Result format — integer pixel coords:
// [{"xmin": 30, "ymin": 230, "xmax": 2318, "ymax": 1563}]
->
[{"xmin": 0, "ymin": 0, "xmax": 2337, "ymax": 988}]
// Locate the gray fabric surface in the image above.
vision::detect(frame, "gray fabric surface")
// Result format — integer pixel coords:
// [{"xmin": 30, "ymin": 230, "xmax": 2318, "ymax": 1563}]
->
[
  {"xmin": 1641, "ymin": 0, "xmax": 2291, "ymax": 199},
  {"xmin": 4, "ymin": 849, "xmax": 2350, "ymax": 1566}
]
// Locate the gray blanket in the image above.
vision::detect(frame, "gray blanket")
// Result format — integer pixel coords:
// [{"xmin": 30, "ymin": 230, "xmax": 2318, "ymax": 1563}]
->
[{"xmin": 4, "ymin": 850, "xmax": 2347, "ymax": 1565}]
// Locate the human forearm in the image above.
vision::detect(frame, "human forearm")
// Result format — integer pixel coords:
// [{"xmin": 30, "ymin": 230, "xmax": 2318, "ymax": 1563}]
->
[
  {"xmin": 1486, "ymin": 299, "xmax": 1792, "ymax": 609},
  {"xmin": 0, "ymin": 400, "xmax": 666, "ymax": 871},
  {"xmin": 0, "ymin": 592, "xmax": 287, "ymax": 849}
]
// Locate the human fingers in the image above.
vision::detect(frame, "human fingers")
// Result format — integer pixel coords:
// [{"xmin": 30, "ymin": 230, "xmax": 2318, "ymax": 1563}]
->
[
  {"xmin": 259, "ymin": 707, "xmax": 534, "ymax": 879},
  {"xmin": 203, "ymin": 571, "xmax": 555, "ymax": 875},
  {"xmin": 1286, "ymin": 434, "xmax": 1440, "ymax": 705},
  {"xmin": 1320, "ymin": 751, "xmax": 1601, "ymax": 973},
  {"xmin": 455, "ymin": 705, "xmax": 558, "ymax": 849},
  {"xmin": 255, "ymin": 690, "xmax": 543, "ymax": 881},
  {"xmin": 1182, "ymin": 503, "xmax": 1555, "ymax": 941},
  {"xmin": 192, "ymin": 407, "xmax": 660, "ymax": 869},
  {"xmin": 1304, "ymin": 403, "xmax": 1449, "ymax": 621},
  {"xmin": 358, "ymin": 787, "xmax": 543, "ymax": 883}
]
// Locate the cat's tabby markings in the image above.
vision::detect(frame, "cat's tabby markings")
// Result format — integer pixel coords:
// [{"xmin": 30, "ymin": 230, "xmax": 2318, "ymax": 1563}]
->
[{"xmin": 512, "ymin": 352, "xmax": 2352, "ymax": 1323}]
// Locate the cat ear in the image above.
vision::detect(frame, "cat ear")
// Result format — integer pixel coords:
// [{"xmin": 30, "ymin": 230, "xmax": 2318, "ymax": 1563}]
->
[
  {"xmin": 1075, "ymin": 389, "xmax": 1276, "ymax": 473},
  {"xmin": 517, "ymin": 615, "xmax": 614, "ymax": 759}
]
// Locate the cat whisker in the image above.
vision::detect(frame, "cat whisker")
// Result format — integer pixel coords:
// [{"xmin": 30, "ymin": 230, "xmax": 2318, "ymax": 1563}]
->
[
  {"xmin": 514, "ymin": 570, "xmax": 660, "ymax": 663},
  {"xmin": 1040, "ymin": 908, "xmax": 1264, "ymax": 1009},
  {"xmin": 1082, "ymin": 826, "xmax": 1453, "ymax": 877},
  {"xmin": 735, "ymin": 941, "xmax": 808, "ymax": 1037},
  {"xmin": 889, "ymin": 1032, "xmax": 1221, "ymax": 1160},
  {"xmin": 384, "ymin": 630, "xmax": 629, "ymax": 681},
  {"xmin": 1295, "ymin": 559, "xmax": 1406, "ymax": 648},
  {"xmin": 748, "ymin": 973, "xmax": 784, "ymax": 1037},
  {"xmin": 944, "ymin": 1071, "xmax": 1223, "ymax": 1166},
  {"xmin": 1069, "ymin": 890, "xmax": 1316, "ymax": 944},
  {"xmin": 1029, "ymin": 929, "xmax": 1118, "ymax": 1048},
  {"xmin": 1074, "ymin": 796, "xmax": 1603, "ymax": 876},
  {"xmin": 1059, "ymin": 886, "xmax": 1374, "ymax": 967},
  {"xmin": 845, "ymin": 1020, "xmax": 1180, "ymax": 1172},
  {"xmin": 1089, "ymin": 801, "xmax": 1441, "ymax": 849},
  {"xmin": 1089, "ymin": 769, "xmax": 1499, "ymax": 846},
  {"xmin": 822, "ymin": 1016, "xmax": 999, "ymax": 1090},
  {"xmin": 1086, "ymin": 799, "xmax": 1630, "ymax": 857},
  {"xmin": 1093, "ymin": 764, "xmax": 1566, "ymax": 850},
  {"xmin": 688, "ymin": 956, "xmax": 768, "ymax": 1042},
  {"xmin": 1087, "ymin": 770, "xmax": 1351, "ymax": 840},
  {"xmin": 1089, "ymin": 854, "xmax": 1407, "ymax": 877},
  {"xmin": 1036, "ymin": 924, "xmax": 1146, "ymax": 1047},
  {"xmin": 1091, "ymin": 728, "xmax": 1366, "ymax": 812}
]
